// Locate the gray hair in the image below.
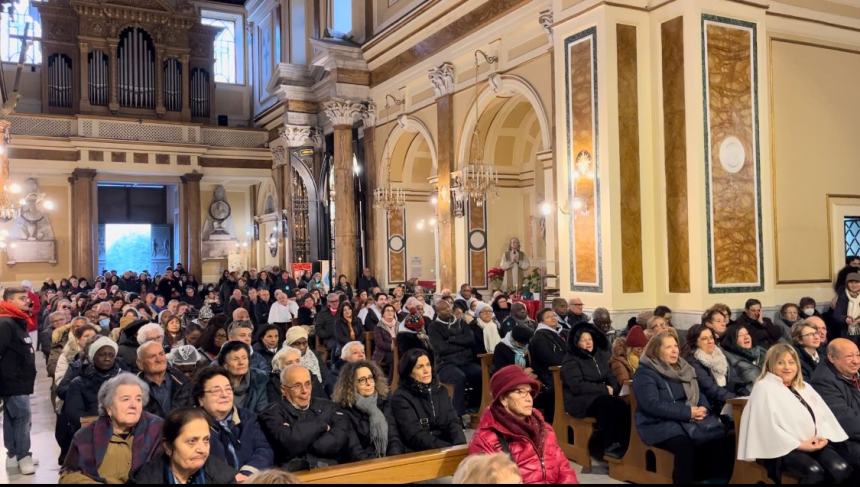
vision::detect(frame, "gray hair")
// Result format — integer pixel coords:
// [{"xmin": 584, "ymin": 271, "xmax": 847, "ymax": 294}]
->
[
  {"xmin": 97, "ymin": 372, "xmax": 150, "ymax": 416},
  {"xmin": 137, "ymin": 322, "xmax": 165, "ymax": 345},
  {"xmin": 70, "ymin": 316, "xmax": 91, "ymax": 328},
  {"xmin": 272, "ymin": 346, "xmax": 302, "ymax": 372},
  {"xmin": 340, "ymin": 341, "xmax": 364, "ymax": 361},
  {"xmin": 136, "ymin": 339, "xmax": 164, "ymax": 362},
  {"xmin": 228, "ymin": 320, "xmax": 254, "ymax": 338},
  {"xmin": 48, "ymin": 311, "xmax": 67, "ymax": 323},
  {"xmin": 279, "ymin": 363, "xmax": 309, "ymax": 387}
]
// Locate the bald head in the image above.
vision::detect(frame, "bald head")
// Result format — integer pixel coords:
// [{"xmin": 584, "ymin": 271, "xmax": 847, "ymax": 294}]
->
[
  {"xmin": 828, "ymin": 338, "xmax": 860, "ymax": 377},
  {"xmin": 280, "ymin": 364, "xmax": 312, "ymax": 409}
]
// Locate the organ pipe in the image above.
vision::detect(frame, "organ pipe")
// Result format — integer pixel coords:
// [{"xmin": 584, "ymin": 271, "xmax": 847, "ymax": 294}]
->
[
  {"xmin": 48, "ymin": 54, "xmax": 72, "ymax": 108},
  {"xmin": 117, "ymin": 27, "xmax": 155, "ymax": 109}
]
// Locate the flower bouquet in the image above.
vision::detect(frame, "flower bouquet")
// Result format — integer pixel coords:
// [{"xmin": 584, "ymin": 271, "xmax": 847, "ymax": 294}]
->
[{"xmin": 488, "ymin": 267, "xmax": 505, "ymax": 291}]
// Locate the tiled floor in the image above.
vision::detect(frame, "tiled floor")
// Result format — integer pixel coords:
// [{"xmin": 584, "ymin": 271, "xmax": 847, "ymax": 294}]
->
[{"xmin": 1, "ymin": 359, "xmax": 624, "ymax": 484}]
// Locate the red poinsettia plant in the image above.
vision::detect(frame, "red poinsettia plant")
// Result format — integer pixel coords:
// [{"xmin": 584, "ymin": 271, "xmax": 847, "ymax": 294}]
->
[{"xmin": 488, "ymin": 267, "xmax": 505, "ymax": 280}]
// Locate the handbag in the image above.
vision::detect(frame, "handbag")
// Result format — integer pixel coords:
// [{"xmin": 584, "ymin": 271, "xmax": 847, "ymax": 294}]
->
[{"xmin": 661, "ymin": 378, "xmax": 725, "ymax": 444}]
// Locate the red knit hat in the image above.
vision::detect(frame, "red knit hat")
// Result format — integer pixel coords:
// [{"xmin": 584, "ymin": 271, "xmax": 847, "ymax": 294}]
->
[
  {"xmin": 626, "ymin": 325, "xmax": 648, "ymax": 348},
  {"xmin": 490, "ymin": 365, "xmax": 541, "ymax": 402}
]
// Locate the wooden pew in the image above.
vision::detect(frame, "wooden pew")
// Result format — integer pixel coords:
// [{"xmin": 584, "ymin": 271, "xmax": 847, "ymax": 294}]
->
[
  {"xmin": 728, "ymin": 398, "xmax": 798, "ymax": 484},
  {"xmin": 364, "ymin": 331, "xmax": 374, "ymax": 358},
  {"xmin": 294, "ymin": 445, "xmax": 469, "ymax": 484},
  {"xmin": 549, "ymin": 365, "xmax": 596, "ymax": 473},
  {"xmin": 478, "ymin": 353, "xmax": 493, "ymax": 415},
  {"xmin": 605, "ymin": 381, "xmax": 674, "ymax": 484}
]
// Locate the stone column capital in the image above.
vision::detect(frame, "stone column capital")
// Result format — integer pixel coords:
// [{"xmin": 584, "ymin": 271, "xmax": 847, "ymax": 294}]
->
[
  {"xmin": 180, "ymin": 171, "xmax": 204, "ymax": 183},
  {"xmin": 323, "ymin": 98, "xmax": 363, "ymax": 127},
  {"xmin": 279, "ymin": 125, "xmax": 313, "ymax": 148},
  {"xmin": 71, "ymin": 168, "xmax": 97, "ymax": 180},
  {"xmin": 539, "ymin": 10, "xmax": 554, "ymax": 42},
  {"xmin": 428, "ymin": 62, "xmax": 456, "ymax": 98},
  {"xmin": 271, "ymin": 145, "xmax": 288, "ymax": 167},
  {"xmin": 360, "ymin": 100, "xmax": 377, "ymax": 127}
]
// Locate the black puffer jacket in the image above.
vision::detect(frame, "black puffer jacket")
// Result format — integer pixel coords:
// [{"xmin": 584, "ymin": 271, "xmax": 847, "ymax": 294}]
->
[
  {"xmin": 130, "ymin": 452, "xmax": 236, "ymax": 484},
  {"xmin": 340, "ymin": 396, "xmax": 405, "ymax": 460},
  {"xmin": 427, "ymin": 317, "xmax": 475, "ymax": 367},
  {"xmin": 0, "ymin": 311, "xmax": 36, "ymax": 396},
  {"xmin": 258, "ymin": 396, "xmax": 351, "ymax": 470},
  {"xmin": 390, "ymin": 378, "xmax": 466, "ymax": 452},
  {"xmin": 529, "ymin": 326, "xmax": 567, "ymax": 388},
  {"xmin": 137, "ymin": 367, "xmax": 192, "ymax": 418},
  {"xmin": 57, "ymin": 363, "xmax": 123, "ymax": 455},
  {"xmin": 561, "ymin": 322, "xmax": 619, "ymax": 418},
  {"xmin": 117, "ymin": 319, "xmax": 151, "ymax": 373}
]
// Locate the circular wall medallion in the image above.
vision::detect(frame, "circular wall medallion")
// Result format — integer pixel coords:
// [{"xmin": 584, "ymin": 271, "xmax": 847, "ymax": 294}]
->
[
  {"xmin": 469, "ymin": 230, "xmax": 487, "ymax": 251},
  {"xmin": 388, "ymin": 235, "xmax": 405, "ymax": 253},
  {"xmin": 718, "ymin": 136, "xmax": 746, "ymax": 174}
]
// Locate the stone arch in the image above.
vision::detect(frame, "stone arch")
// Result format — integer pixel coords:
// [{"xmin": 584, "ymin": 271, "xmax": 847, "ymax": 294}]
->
[
  {"xmin": 256, "ymin": 177, "xmax": 278, "ymax": 215},
  {"xmin": 379, "ymin": 115, "xmax": 438, "ymax": 184}
]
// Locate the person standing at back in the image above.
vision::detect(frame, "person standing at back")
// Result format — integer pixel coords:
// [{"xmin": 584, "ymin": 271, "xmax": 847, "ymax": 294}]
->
[{"xmin": 0, "ymin": 287, "xmax": 38, "ymax": 475}]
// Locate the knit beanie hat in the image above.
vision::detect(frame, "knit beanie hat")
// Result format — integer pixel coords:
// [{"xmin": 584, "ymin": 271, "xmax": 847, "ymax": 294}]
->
[
  {"xmin": 626, "ymin": 325, "xmax": 648, "ymax": 348},
  {"xmin": 88, "ymin": 336, "xmax": 118, "ymax": 363},
  {"xmin": 490, "ymin": 365, "xmax": 541, "ymax": 402},
  {"xmin": 168, "ymin": 345, "xmax": 202, "ymax": 367},
  {"xmin": 475, "ymin": 302, "xmax": 493, "ymax": 318},
  {"xmin": 284, "ymin": 326, "xmax": 309, "ymax": 346},
  {"xmin": 511, "ymin": 324, "xmax": 535, "ymax": 345}
]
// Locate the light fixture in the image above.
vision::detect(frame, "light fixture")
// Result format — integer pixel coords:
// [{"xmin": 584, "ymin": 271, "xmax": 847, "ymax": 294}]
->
[
  {"xmin": 0, "ymin": 120, "xmax": 20, "ymax": 223},
  {"xmin": 42, "ymin": 200, "xmax": 55, "ymax": 211},
  {"xmin": 575, "ymin": 150, "xmax": 593, "ymax": 178},
  {"xmin": 540, "ymin": 201, "xmax": 553, "ymax": 216},
  {"xmin": 428, "ymin": 217, "xmax": 437, "ymax": 226},
  {"xmin": 373, "ymin": 135, "xmax": 406, "ymax": 213},
  {"xmin": 430, "ymin": 195, "xmax": 438, "ymax": 205},
  {"xmin": 416, "ymin": 220, "xmax": 425, "ymax": 230},
  {"xmin": 352, "ymin": 155, "xmax": 362, "ymax": 176}
]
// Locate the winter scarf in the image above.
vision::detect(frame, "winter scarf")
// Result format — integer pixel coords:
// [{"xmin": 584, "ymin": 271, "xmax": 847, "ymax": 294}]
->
[
  {"xmin": 379, "ymin": 317, "xmax": 398, "ymax": 338},
  {"xmin": 848, "ymin": 289, "xmax": 860, "ymax": 335},
  {"xmin": 232, "ymin": 372, "xmax": 251, "ymax": 409},
  {"xmin": 640, "ymin": 354, "xmax": 700, "ymax": 407},
  {"xmin": 501, "ymin": 332, "xmax": 528, "ymax": 368},
  {"xmin": 0, "ymin": 301, "xmax": 35, "ymax": 331},
  {"xmin": 404, "ymin": 312, "xmax": 426, "ymax": 333},
  {"xmin": 694, "ymin": 347, "xmax": 729, "ymax": 387},
  {"xmin": 300, "ymin": 348, "xmax": 323, "ymax": 384},
  {"xmin": 490, "ymin": 401, "xmax": 545, "ymax": 455},
  {"xmin": 354, "ymin": 393, "xmax": 388, "ymax": 457}
]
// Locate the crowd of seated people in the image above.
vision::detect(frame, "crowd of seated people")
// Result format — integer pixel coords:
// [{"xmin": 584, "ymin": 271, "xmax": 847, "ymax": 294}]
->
[{"xmin": 2, "ymin": 257, "xmax": 860, "ymax": 484}]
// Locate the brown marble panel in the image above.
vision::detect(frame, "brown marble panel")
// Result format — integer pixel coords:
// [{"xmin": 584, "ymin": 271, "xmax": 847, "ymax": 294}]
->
[
  {"xmin": 570, "ymin": 35, "xmax": 598, "ymax": 286},
  {"xmin": 705, "ymin": 21, "xmax": 760, "ymax": 287},
  {"xmin": 133, "ymin": 153, "xmax": 149, "ymax": 164},
  {"xmin": 8, "ymin": 148, "xmax": 79, "ymax": 161},
  {"xmin": 287, "ymin": 100, "xmax": 319, "ymax": 114},
  {"xmin": 335, "ymin": 69, "xmax": 371, "ymax": 86},
  {"xmin": 617, "ymin": 24, "xmax": 644, "ymax": 294},
  {"xmin": 387, "ymin": 209, "xmax": 406, "ymax": 283},
  {"xmin": 111, "ymin": 151, "xmax": 126, "ymax": 163},
  {"xmin": 661, "ymin": 17, "xmax": 691, "ymax": 293},
  {"xmin": 88, "ymin": 150, "xmax": 104, "ymax": 162},
  {"xmin": 177, "ymin": 155, "xmax": 191, "ymax": 166},
  {"xmin": 198, "ymin": 157, "xmax": 272, "ymax": 169},
  {"xmin": 468, "ymin": 199, "xmax": 487, "ymax": 288},
  {"xmin": 156, "ymin": 154, "xmax": 170, "ymax": 165}
]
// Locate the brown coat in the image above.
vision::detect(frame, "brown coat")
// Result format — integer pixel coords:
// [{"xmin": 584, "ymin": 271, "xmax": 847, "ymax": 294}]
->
[{"xmin": 610, "ymin": 355, "xmax": 634, "ymax": 385}]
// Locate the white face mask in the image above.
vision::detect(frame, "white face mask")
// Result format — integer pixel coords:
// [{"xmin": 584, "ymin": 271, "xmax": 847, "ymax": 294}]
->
[{"xmin": 803, "ymin": 307, "xmax": 815, "ymax": 316}]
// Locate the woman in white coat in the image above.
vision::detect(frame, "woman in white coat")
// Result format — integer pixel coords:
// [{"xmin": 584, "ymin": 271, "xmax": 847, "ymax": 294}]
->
[{"xmin": 738, "ymin": 343, "xmax": 853, "ymax": 484}]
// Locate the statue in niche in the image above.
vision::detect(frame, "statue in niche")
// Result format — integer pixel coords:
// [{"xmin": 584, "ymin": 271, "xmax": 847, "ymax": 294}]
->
[
  {"xmin": 202, "ymin": 185, "xmax": 236, "ymax": 241},
  {"xmin": 500, "ymin": 237, "xmax": 530, "ymax": 292},
  {"xmin": 267, "ymin": 229, "xmax": 279, "ymax": 257},
  {"xmin": 11, "ymin": 178, "xmax": 54, "ymax": 241}
]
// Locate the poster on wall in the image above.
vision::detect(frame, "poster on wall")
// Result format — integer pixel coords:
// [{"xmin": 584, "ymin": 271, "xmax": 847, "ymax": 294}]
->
[{"xmin": 292, "ymin": 262, "xmax": 312, "ymax": 280}]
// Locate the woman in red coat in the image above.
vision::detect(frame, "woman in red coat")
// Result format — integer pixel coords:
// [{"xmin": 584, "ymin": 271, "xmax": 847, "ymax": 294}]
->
[{"xmin": 469, "ymin": 364, "xmax": 579, "ymax": 484}]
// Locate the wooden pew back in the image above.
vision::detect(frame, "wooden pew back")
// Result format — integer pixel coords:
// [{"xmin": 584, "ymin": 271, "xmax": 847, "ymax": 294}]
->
[
  {"xmin": 728, "ymin": 398, "xmax": 797, "ymax": 484},
  {"xmin": 478, "ymin": 353, "xmax": 493, "ymax": 415},
  {"xmin": 550, "ymin": 365, "xmax": 596, "ymax": 473},
  {"xmin": 294, "ymin": 445, "xmax": 469, "ymax": 484}
]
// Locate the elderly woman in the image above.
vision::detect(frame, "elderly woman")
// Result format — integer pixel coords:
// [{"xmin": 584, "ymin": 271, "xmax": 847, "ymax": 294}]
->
[
  {"xmin": 721, "ymin": 323, "xmax": 767, "ymax": 395},
  {"xmin": 739, "ymin": 344, "xmax": 851, "ymax": 484},
  {"xmin": 775, "ymin": 303, "xmax": 801, "ymax": 341},
  {"xmin": 283, "ymin": 326, "xmax": 330, "ymax": 396},
  {"xmin": 702, "ymin": 307, "xmax": 730, "ymax": 342},
  {"xmin": 54, "ymin": 323, "xmax": 100, "ymax": 390},
  {"xmin": 562, "ymin": 321, "xmax": 629, "ymax": 459},
  {"xmin": 791, "ymin": 320, "xmax": 824, "ymax": 381},
  {"xmin": 644, "ymin": 315, "xmax": 670, "ymax": 339},
  {"xmin": 492, "ymin": 324, "xmax": 534, "ymax": 376},
  {"xmin": 132, "ymin": 407, "xmax": 235, "ymax": 484},
  {"xmin": 391, "ymin": 348, "xmax": 466, "ymax": 452},
  {"xmin": 216, "ymin": 341, "xmax": 269, "ymax": 414},
  {"xmin": 372, "ymin": 304, "xmax": 399, "ymax": 376},
  {"xmin": 472, "ymin": 302, "xmax": 502, "ymax": 354},
  {"xmin": 193, "ymin": 366, "xmax": 273, "ymax": 482},
  {"xmin": 528, "ymin": 308, "xmax": 567, "ymax": 423},
  {"xmin": 470, "ymin": 365, "xmax": 578, "ymax": 484},
  {"xmin": 610, "ymin": 325, "xmax": 646, "ymax": 385},
  {"xmin": 632, "ymin": 332, "xmax": 733, "ymax": 484},
  {"xmin": 59, "ymin": 373, "xmax": 164, "ymax": 484},
  {"xmin": 332, "ymin": 360, "xmax": 404, "ymax": 459},
  {"xmin": 683, "ymin": 324, "xmax": 740, "ymax": 416},
  {"xmin": 268, "ymin": 345, "xmax": 328, "ymax": 402}
]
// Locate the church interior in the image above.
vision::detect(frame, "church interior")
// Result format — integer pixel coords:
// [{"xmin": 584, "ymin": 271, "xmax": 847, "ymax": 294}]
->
[{"xmin": 1, "ymin": 0, "xmax": 860, "ymax": 484}]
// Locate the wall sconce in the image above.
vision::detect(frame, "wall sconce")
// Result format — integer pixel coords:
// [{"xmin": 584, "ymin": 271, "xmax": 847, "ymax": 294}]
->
[
  {"xmin": 385, "ymin": 94, "xmax": 405, "ymax": 109},
  {"xmin": 574, "ymin": 150, "xmax": 593, "ymax": 178}
]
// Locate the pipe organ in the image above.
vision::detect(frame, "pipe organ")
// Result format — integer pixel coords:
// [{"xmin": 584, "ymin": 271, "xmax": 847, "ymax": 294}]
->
[{"xmin": 36, "ymin": 1, "xmax": 219, "ymax": 122}]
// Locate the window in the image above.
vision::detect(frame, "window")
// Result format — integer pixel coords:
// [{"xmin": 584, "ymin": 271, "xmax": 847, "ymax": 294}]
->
[
  {"xmin": 330, "ymin": 0, "xmax": 352, "ymax": 37},
  {"xmin": 201, "ymin": 10, "xmax": 244, "ymax": 84},
  {"xmin": 846, "ymin": 217, "xmax": 860, "ymax": 257},
  {"xmin": 1, "ymin": 0, "xmax": 42, "ymax": 65}
]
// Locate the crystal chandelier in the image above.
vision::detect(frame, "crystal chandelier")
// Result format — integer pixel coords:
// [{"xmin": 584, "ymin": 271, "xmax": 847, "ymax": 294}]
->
[
  {"xmin": 0, "ymin": 119, "xmax": 19, "ymax": 223},
  {"xmin": 455, "ymin": 49, "xmax": 500, "ymax": 209},
  {"xmin": 373, "ymin": 133, "xmax": 406, "ymax": 213}
]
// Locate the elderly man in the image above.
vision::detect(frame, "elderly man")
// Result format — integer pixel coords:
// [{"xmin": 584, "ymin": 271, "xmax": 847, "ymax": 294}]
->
[
  {"xmin": 500, "ymin": 302, "xmax": 536, "ymax": 338},
  {"xmin": 567, "ymin": 297, "xmax": 589, "ymax": 327},
  {"xmin": 428, "ymin": 300, "xmax": 482, "ymax": 422},
  {"xmin": 809, "ymin": 315, "xmax": 830, "ymax": 348},
  {"xmin": 228, "ymin": 320, "xmax": 269, "ymax": 372},
  {"xmin": 314, "ymin": 293, "xmax": 342, "ymax": 351},
  {"xmin": 118, "ymin": 322, "xmax": 165, "ymax": 373},
  {"xmin": 811, "ymin": 338, "xmax": 860, "ymax": 476},
  {"xmin": 259, "ymin": 365, "xmax": 351, "ymax": 470},
  {"xmin": 136, "ymin": 340, "xmax": 190, "ymax": 418}
]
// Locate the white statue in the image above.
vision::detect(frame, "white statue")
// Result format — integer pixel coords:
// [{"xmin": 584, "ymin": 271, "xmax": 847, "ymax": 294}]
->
[
  {"xmin": 202, "ymin": 185, "xmax": 235, "ymax": 241},
  {"xmin": 500, "ymin": 237, "xmax": 530, "ymax": 292},
  {"xmin": 11, "ymin": 178, "xmax": 54, "ymax": 241}
]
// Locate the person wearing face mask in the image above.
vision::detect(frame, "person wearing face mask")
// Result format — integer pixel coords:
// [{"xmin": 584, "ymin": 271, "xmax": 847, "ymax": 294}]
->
[
  {"xmin": 59, "ymin": 374, "xmax": 164, "ymax": 484},
  {"xmin": 721, "ymin": 323, "xmax": 767, "ymax": 395},
  {"xmin": 470, "ymin": 365, "xmax": 579, "ymax": 484},
  {"xmin": 253, "ymin": 324, "xmax": 281, "ymax": 374},
  {"xmin": 739, "ymin": 344, "xmax": 851, "ymax": 484},
  {"xmin": 390, "ymin": 349, "xmax": 466, "ymax": 452},
  {"xmin": 800, "ymin": 297, "xmax": 821, "ymax": 319},
  {"xmin": 500, "ymin": 302, "xmax": 537, "ymax": 338},
  {"xmin": 259, "ymin": 364, "xmax": 352, "ymax": 470},
  {"xmin": 132, "ymin": 407, "xmax": 235, "ymax": 484},
  {"xmin": 192, "ymin": 367, "xmax": 274, "ymax": 483},
  {"xmin": 333, "ymin": 360, "xmax": 404, "ymax": 460}
]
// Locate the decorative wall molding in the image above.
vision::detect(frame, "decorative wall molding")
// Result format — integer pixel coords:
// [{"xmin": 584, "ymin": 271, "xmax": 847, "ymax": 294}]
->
[
  {"xmin": 323, "ymin": 98, "xmax": 364, "ymax": 127},
  {"xmin": 539, "ymin": 9, "xmax": 554, "ymax": 42},
  {"xmin": 428, "ymin": 62, "xmax": 456, "ymax": 98},
  {"xmin": 280, "ymin": 125, "xmax": 313, "ymax": 148}
]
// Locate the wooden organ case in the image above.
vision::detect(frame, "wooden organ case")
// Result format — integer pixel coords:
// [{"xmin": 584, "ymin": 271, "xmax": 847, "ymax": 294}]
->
[{"xmin": 36, "ymin": 0, "xmax": 219, "ymax": 123}]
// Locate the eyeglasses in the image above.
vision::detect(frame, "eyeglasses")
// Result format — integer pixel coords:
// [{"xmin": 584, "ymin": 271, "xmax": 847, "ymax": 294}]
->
[
  {"xmin": 286, "ymin": 381, "xmax": 312, "ymax": 392},
  {"xmin": 509, "ymin": 388, "xmax": 533, "ymax": 398},
  {"xmin": 204, "ymin": 387, "xmax": 233, "ymax": 396},
  {"xmin": 357, "ymin": 375, "xmax": 375, "ymax": 386},
  {"xmin": 571, "ymin": 303, "xmax": 584, "ymax": 307},
  {"xmin": 801, "ymin": 332, "xmax": 822, "ymax": 339}
]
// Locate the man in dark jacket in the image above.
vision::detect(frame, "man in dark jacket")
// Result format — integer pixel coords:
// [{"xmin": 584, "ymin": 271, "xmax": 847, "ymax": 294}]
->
[
  {"xmin": 259, "ymin": 365, "xmax": 351, "ymax": 471},
  {"xmin": 136, "ymin": 340, "xmax": 191, "ymax": 418},
  {"xmin": 313, "ymin": 293, "xmax": 341, "ymax": 353},
  {"xmin": 811, "ymin": 338, "xmax": 860, "ymax": 472},
  {"xmin": 735, "ymin": 298, "xmax": 782, "ymax": 349},
  {"xmin": 0, "ymin": 287, "xmax": 37, "ymax": 474},
  {"xmin": 117, "ymin": 320, "xmax": 163, "ymax": 374},
  {"xmin": 427, "ymin": 300, "xmax": 481, "ymax": 419},
  {"xmin": 356, "ymin": 267, "xmax": 380, "ymax": 293},
  {"xmin": 500, "ymin": 303, "xmax": 536, "ymax": 338}
]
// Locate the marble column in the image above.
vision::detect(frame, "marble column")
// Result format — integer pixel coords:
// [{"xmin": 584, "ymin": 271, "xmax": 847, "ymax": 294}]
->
[
  {"xmin": 70, "ymin": 168, "xmax": 97, "ymax": 278},
  {"xmin": 323, "ymin": 99, "xmax": 362, "ymax": 282},
  {"xmin": 181, "ymin": 172, "xmax": 203, "ymax": 280},
  {"xmin": 429, "ymin": 62, "xmax": 457, "ymax": 291},
  {"xmin": 360, "ymin": 102, "xmax": 379, "ymax": 280},
  {"xmin": 278, "ymin": 125, "xmax": 312, "ymax": 270}
]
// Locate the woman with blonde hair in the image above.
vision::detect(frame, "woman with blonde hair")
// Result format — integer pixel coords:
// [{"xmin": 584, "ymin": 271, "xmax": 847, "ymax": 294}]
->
[
  {"xmin": 738, "ymin": 343, "xmax": 851, "ymax": 484},
  {"xmin": 452, "ymin": 453, "xmax": 523, "ymax": 484}
]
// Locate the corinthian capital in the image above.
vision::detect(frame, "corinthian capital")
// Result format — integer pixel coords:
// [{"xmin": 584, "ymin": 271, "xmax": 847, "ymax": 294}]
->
[
  {"xmin": 428, "ymin": 62, "xmax": 455, "ymax": 98},
  {"xmin": 280, "ymin": 125, "xmax": 312, "ymax": 148},
  {"xmin": 539, "ymin": 10, "xmax": 554, "ymax": 42},
  {"xmin": 360, "ymin": 100, "xmax": 377, "ymax": 127},
  {"xmin": 323, "ymin": 98, "xmax": 363, "ymax": 127},
  {"xmin": 271, "ymin": 145, "xmax": 288, "ymax": 167}
]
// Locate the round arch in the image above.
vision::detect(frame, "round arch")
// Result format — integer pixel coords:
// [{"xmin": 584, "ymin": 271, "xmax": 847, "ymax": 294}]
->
[
  {"xmin": 379, "ymin": 115, "xmax": 438, "ymax": 184},
  {"xmin": 456, "ymin": 74, "xmax": 551, "ymax": 170},
  {"xmin": 255, "ymin": 177, "xmax": 278, "ymax": 215}
]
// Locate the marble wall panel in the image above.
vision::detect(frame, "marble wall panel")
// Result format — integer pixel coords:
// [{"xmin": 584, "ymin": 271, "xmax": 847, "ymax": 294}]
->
[
  {"xmin": 387, "ymin": 208, "xmax": 407, "ymax": 283},
  {"xmin": 468, "ymin": 199, "xmax": 488, "ymax": 288}
]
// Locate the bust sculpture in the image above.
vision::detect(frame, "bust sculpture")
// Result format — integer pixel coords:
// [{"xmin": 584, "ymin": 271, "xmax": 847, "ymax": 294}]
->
[
  {"xmin": 500, "ymin": 237, "xmax": 529, "ymax": 292},
  {"xmin": 11, "ymin": 178, "xmax": 54, "ymax": 241},
  {"xmin": 202, "ymin": 185, "xmax": 235, "ymax": 241}
]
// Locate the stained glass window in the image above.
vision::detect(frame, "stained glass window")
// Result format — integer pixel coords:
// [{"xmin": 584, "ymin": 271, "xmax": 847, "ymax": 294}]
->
[
  {"xmin": 846, "ymin": 217, "xmax": 860, "ymax": 257},
  {"xmin": 1, "ymin": 0, "xmax": 42, "ymax": 65}
]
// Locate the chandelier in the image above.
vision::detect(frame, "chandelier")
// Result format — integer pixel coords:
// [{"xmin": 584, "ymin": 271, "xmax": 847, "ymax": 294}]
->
[
  {"xmin": 454, "ymin": 49, "xmax": 500, "ymax": 209},
  {"xmin": 373, "ymin": 130, "xmax": 406, "ymax": 213},
  {"xmin": 0, "ymin": 119, "xmax": 18, "ymax": 223}
]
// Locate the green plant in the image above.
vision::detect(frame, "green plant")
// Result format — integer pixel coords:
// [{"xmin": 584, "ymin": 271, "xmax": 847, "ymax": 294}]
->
[{"xmin": 522, "ymin": 268, "xmax": 542, "ymax": 293}]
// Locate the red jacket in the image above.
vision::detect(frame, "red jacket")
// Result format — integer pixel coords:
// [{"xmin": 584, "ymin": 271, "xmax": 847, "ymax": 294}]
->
[{"xmin": 469, "ymin": 407, "xmax": 578, "ymax": 484}]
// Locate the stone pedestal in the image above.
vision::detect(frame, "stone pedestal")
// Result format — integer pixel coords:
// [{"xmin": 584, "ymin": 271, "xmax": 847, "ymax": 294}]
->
[{"xmin": 202, "ymin": 240, "xmax": 238, "ymax": 260}]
